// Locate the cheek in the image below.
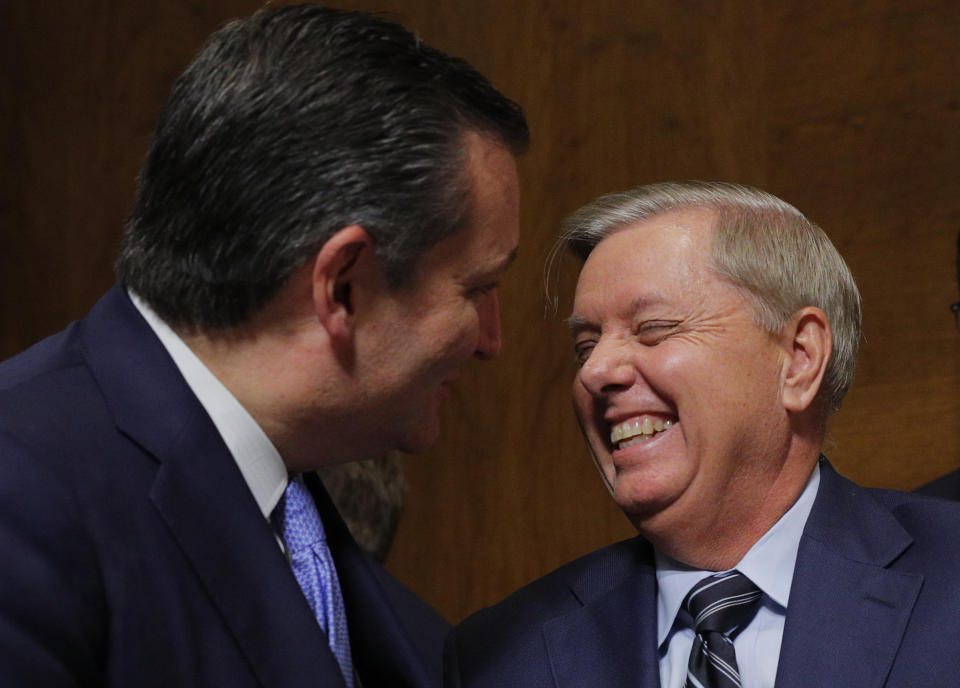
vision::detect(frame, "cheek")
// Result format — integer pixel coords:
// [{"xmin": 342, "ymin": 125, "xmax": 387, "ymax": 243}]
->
[
  {"xmin": 452, "ymin": 311, "xmax": 481, "ymax": 356},
  {"xmin": 718, "ymin": 346, "xmax": 784, "ymax": 414},
  {"xmin": 427, "ymin": 312, "xmax": 481, "ymax": 371},
  {"xmin": 657, "ymin": 343, "xmax": 758, "ymax": 407},
  {"xmin": 641, "ymin": 349, "xmax": 690, "ymax": 410}
]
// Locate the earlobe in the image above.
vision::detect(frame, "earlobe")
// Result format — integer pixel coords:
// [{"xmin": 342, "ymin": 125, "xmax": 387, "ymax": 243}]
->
[
  {"xmin": 311, "ymin": 225, "xmax": 374, "ymax": 346},
  {"xmin": 780, "ymin": 307, "xmax": 832, "ymax": 413}
]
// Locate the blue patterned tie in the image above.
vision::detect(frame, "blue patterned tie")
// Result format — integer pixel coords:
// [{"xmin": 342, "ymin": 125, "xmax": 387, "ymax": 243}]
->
[
  {"xmin": 282, "ymin": 475, "xmax": 354, "ymax": 687},
  {"xmin": 683, "ymin": 570, "xmax": 762, "ymax": 688}
]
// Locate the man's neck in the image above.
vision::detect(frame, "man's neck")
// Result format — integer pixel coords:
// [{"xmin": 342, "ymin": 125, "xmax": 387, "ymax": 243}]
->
[
  {"xmin": 637, "ymin": 449, "xmax": 821, "ymax": 571},
  {"xmin": 173, "ymin": 276, "xmax": 339, "ymax": 473}
]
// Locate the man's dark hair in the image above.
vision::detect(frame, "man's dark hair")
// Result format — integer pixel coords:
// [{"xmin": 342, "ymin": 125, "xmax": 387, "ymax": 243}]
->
[{"xmin": 116, "ymin": 4, "xmax": 528, "ymax": 330}]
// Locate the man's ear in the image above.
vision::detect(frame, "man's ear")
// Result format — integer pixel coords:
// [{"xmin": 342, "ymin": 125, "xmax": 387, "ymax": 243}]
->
[
  {"xmin": 310, "ymin": 225, "xmax": 374, "ymax": 345},
  {"xmin": 780, "ymin": 306, "xmax": 832, "ymax": 413}
]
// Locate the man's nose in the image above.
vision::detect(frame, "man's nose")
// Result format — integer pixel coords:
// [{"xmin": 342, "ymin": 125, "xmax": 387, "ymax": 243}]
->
[
  {"xmin": 577, "ymin": 337, "xmax": 636, "ymax": 396},
  {"xmin": 474, "ymin": 291, "xmax": 502, "ymax": 360}
]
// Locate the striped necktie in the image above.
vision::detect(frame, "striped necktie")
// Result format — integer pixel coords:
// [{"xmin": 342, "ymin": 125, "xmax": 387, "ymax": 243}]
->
[
  {"xmin": 683, "ymin": 570, "xmax": 762, "ymax": 688},
  {"xmin": 281, "ymin": 475, "xmax": 354, "ymax": 687}
]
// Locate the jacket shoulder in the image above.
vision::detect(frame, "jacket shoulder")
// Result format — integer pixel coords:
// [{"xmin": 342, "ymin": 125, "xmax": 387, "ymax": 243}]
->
[
  {"xmin": 458, "ymin": 537, "xmax": 647, "ymax": 636},
  {"xmin": 0, "ymin": 320, "xmax": 84, "ymax": 392},
  {"xmin": 446, "ymin": 537, "xmax": 648, "ymax": 687},
  {"xmin": 872, "ymin": 486, "xmax": 960, "ymax": 553},
  {"xmin": 913, "ymin": 469, "xmax": 960, "ymax": 500}
]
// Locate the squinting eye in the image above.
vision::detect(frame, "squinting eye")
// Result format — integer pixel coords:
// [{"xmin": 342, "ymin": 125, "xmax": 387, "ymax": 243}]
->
[
  {"xmin": 470, "ymin": 283, "xmax": 498, "ymax": 298},
  {"xmin": 574, "ymin": 343, "xmax": 595, "ymax": 366},
  {"xmin": 638, "ymin": 321, "xmax": 675, "ymax": 332},
  {"xmin": 636, "ymin": 321, "xmax": 678, "ymax": 344}
]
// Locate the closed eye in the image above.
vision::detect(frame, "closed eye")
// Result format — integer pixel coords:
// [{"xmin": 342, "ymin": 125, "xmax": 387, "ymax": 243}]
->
[
  {"xmin": 467, "ymin": 282, "xmax": 499, "ymax": 299},
  {"xmin": 636, "ymin": 320, "xmax": 680, "ymax": 344}
]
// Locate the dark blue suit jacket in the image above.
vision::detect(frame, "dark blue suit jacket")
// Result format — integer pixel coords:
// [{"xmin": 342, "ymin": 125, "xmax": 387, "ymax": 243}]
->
[
  {"xmin": 446, "ymin": 460, "xmax": 960, "ymax": 687},
  {"xmin": 915, "ymin": 469, "xmax": 960, "ymax": 500},
  {"xmin": 0, "ymin": 285, "xmax": 449, "ymax": 687}
]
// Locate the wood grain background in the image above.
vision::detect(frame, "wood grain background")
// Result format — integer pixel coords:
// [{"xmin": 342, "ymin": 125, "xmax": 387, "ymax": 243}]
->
[{"xmin": 2, "ymin": 0, "xmax": 957, "ymax": 623}]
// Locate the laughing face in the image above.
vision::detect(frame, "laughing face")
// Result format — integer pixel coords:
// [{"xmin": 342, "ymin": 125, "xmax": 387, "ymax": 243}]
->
[{"xmin": 569, "ymin": 208, "xmax": 795, "ymax": 544}]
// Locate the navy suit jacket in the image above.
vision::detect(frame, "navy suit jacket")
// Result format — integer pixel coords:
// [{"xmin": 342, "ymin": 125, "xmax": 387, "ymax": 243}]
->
[
  {"xmin": 0, "ymin": 285, "xmax": 449, "ymax": 687},
  {"xmin": 915, "ymin": 469, "xmax": 960, "ymax": 500},
  {"xmin": 446, "ymin": 460, "xmax": 960, "ymax": 687}
]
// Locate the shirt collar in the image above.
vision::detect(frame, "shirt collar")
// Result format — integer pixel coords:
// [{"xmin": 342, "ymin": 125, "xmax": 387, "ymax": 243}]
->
[
  {"xmin": 129, "ymin": 290, "xmax": 288, "ymax": 520},
  {"xmin": 655, "ymin": 463, "xmax": 821, "ymax": 647}
]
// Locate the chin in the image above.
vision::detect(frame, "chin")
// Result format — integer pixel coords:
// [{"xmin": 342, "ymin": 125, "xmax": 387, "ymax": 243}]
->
[{"xmin": 612, "ymin": 474, "xmax": 679, "ymax": 520}]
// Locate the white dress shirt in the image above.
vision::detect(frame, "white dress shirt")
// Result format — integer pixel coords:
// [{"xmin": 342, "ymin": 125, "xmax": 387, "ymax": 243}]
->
[
  {"xmin": 656, "ymin": 465, "xmax": 821, "ymax": 688},
  {"xmin": 130, "ymin": 291, "xmax": 289, "ymax": 527}
]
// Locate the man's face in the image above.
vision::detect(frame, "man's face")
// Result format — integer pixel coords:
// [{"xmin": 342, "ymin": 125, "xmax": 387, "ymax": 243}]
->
[
  {"xmin": 358, "ymin": 133, "xmax": 520, "ymax": 454},
  {"xmin": 569, "ymin": 208, "xmax": 792, "ymax": 537}
]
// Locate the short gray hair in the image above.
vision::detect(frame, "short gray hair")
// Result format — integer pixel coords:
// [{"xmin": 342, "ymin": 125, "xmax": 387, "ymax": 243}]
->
[{"xmin": 556, "ymin": 181, "xmax": 862, "ymax": 414}]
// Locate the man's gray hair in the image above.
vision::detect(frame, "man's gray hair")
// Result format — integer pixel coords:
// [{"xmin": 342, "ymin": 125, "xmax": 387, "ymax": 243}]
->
[{"xmin": 557, "ymin": 181, "xmax": 862, "ymax": 414}]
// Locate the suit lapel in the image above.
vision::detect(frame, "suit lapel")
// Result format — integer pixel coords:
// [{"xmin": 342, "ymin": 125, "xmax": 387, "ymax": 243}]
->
[
  {"xmin": 775, "ymin": 461, "xmax": 922, "ymax": 688},
  {"xmin": 83, "ymin": 287, "xmax": 347, "ymax": 688},
  {"xmin": 542, "ymin": 539, "xmax": 661, "ymax": 688},
  {"xmin": 307, "ymin": 473, "xmax": 435, "ymax": 688}
]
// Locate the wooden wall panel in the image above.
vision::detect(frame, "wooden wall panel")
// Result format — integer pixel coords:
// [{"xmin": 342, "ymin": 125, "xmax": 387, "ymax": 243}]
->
[
  {"xmin": 2, "ymin": 0, "xmax": 957, "ymax": 626},
  {"xmin": 0, "ymin": 0, "xmax": 264, "ymax": 357},
  {"xmin": 759, "ymin": 1, "xmax": 960, "ymax": 489}
]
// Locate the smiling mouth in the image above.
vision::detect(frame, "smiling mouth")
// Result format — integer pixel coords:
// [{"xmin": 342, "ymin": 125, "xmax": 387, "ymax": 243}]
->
[{"xmin": 609, "ymin": 415, "xmax": 676, "ymax": 450}]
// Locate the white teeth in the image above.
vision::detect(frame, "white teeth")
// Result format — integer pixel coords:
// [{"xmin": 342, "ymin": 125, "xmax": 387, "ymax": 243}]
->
[{"xmin": 610, "ymin": 416, "xmax": 675, "ymax": 447}]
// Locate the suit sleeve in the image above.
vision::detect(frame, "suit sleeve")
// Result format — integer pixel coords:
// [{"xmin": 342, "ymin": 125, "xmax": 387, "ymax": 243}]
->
[{"xmin": 0, "ymin": 436, "xmax": 105, "ymax": 687}]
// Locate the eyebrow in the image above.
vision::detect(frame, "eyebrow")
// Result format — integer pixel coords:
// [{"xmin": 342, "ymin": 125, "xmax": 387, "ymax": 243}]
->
[
  {"xmin": 566, "ymin": 314, "xmax": 593, "ymax": 336},
  {"xmin": 566, "ymin": 293, "xmax": 669, "ymax": 335}
]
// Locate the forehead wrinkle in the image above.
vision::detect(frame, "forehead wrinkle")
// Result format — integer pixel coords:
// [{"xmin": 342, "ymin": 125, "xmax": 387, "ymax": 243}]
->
[{"xmin": 625, "ymin": 292, "xmax": 672, "ymax": 316}]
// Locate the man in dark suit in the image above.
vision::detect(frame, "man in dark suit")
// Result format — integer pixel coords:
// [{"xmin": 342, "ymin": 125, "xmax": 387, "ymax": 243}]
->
[
  {"xmin": 0, "ymin": 5, "xmax": 527, "ymax": 687},
  {"xmin": 446, "ymin": 182, "xmax": 960, "ymax": 687}
]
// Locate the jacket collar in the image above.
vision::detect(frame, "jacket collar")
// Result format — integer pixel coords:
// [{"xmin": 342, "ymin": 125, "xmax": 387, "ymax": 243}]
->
[
  {"xmin": 775, "ymin": 458, "xmax": 921, "ymax": 688},
  {"xmin": 82, "ymin": 286, "xmax": 349, "ymax": 687},
  {"xmin": 542, "ymin": 538, "xmax": 661, "ymax": 688},
  {"xmin": 83, "ymin": 285, "xmax": 443, "ymax": 688}
]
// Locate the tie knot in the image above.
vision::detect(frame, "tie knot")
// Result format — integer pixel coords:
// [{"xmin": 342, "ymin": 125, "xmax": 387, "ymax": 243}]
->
[
  {"xmin": 684, "ymin": 570, "xmax": 762, "ymax": 637},
  {"xmin": 280, "ymin": 475, "xmax": 327, "ymax": 553}
]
